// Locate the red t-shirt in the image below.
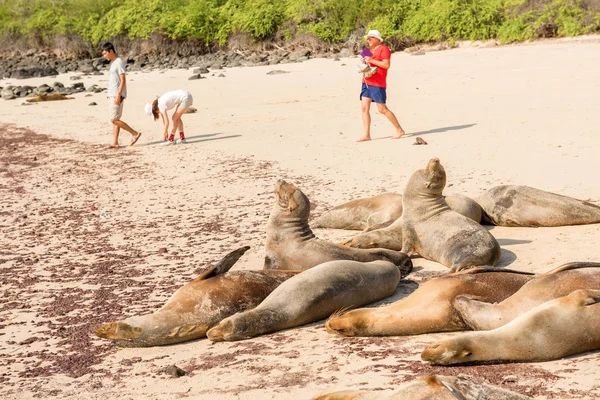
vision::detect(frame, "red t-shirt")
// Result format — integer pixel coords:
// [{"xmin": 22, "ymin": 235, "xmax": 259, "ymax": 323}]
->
[{"xmin": 364, "ymin": 44, "xmax": 391, "ymax": 88}]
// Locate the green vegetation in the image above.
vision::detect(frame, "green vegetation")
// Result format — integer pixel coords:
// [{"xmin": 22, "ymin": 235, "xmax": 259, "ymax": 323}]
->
[{"xmin": 1, "ymin": 0, "xmax": 599, "ymax": 49}]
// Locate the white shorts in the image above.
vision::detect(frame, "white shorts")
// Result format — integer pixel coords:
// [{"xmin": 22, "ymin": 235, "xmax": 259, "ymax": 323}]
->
[
  {"xmin": 178, "ymin": 93, "xmax": 193, "ymax": 110},
  {"xmin": 108, "ymin": 97, "xmax": 124, "ymax": 120}
]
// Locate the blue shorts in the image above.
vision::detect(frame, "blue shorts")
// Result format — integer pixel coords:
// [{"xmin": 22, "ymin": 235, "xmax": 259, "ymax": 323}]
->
[{"xmin": 360, "ymin": 83, "xmax": 387, "ymax": 104}]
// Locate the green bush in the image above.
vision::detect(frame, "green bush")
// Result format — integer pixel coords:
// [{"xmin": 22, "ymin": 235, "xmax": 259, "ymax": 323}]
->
[{"xmin": 1, "ymin": 0, "xmax": 599, "ymax": 49}]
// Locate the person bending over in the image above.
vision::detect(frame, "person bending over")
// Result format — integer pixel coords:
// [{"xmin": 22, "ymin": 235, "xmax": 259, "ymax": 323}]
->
[{"xmin": 145, "ymin": 90, "xmax": 194, "ymax": 145}]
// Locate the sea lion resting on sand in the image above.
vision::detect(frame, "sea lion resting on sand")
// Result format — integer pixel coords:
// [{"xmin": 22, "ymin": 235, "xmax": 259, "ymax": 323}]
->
[
  {"xmin": 314, "ymin": 375, "xmax": 532, "ymax": 400},
  {"xmin": 325, "ymin": 267, "xmax": 533, "ymax": 337},
  {"xmin": 311, "ymin": 192, "xmax": 482, "ymax": 234},
  {"xmin": 207, "ymin": 259, "xmax": 402, "ymax": 342},
  {"xmin": 263, "ymin": 180, "xmax": 412, "ymax": 276},
  {"xmin": 341, "ymin": 193, "xmax": 482, "ymax": 251},
  {"xmin": 455, "ymin": 261, "xmax": 600, "ymax": 330},
  {"xmin": 26, "ymin": 93, "xmax": 73, "ymax": 102},
  {"xmin": 95, "ymin": 247, "xmax": 298, "ymax": 347},
  {"xmin": 398, "ymin": 158, "xmax": 500, "ymax": 270},
  {"xmin": 422, "ymin": 289, "xmax": 600, "ymax": 365},
  {"xmin": 310, "ymin": 193, "xmax": 404, "ymax": 231},
  {"xmin": 477, "ymin": 185, "xmax": 600, "ymax": 227}
]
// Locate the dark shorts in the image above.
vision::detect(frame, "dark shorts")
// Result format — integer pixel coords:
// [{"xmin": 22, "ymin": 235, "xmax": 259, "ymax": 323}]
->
[{"xmin": 360, "ymin": 83, "xmax": 387, "ymax": 104}]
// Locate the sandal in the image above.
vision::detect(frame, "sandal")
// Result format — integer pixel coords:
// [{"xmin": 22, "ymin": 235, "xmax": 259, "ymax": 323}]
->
[{"xmin": 130, "ymin": 132, "xmax": 142, "ymax": 146}]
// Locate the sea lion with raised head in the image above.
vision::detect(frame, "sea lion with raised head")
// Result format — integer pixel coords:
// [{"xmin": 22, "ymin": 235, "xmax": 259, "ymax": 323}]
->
[
  {"xmin": 207, "ymin": 259, "xmax": 402, "ymax": 342},
  {"xmin": 455, "ymin": 261, "xmax": 600, "ymax": 330},
  {"xmin": 477, "ymin": 185, "xmax": 600, "ymax": 227},
  {"xmin": 314, "ymin": 375, "xmax": 531, "ymax": 399},
  {"xmin": 398, "ymin": 158, "xmax": 500, "ymax": 271},
  {"xmin": 422, "ymin": 289, "xmax": 600, "ymax": 365},
  {"xmin": 310, "ymin": 193, "xmax": 404, "ymax": 231},
  {"xmin": 264, "ymin": 180, "xmax": 412, "ymax": 276},
  {"xmin": 341, "ymin": 193, "xmax": 483, "ymax": 251},
  {"xmin": 325, "ymin": 267, "xmax": 533, "ymax": 337},
  {"xmin": 95, "ymin": 247, "xmax": 298, "ymax": 347}
]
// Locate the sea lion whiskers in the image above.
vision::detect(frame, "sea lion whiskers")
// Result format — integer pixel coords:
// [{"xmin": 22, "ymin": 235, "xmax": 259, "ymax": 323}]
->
[{"xmin": 324, "ymin": 306, "xmax": 355, "ymax": 335}]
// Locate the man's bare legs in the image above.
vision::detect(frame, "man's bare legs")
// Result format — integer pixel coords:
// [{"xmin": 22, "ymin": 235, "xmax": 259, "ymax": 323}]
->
[
  {"xmin": 111, "ymin": 119, "xmax": 141, "ymax": 147},
  {"xmin": 357, "ymin": 97, "xmax": 373, "ymax": 142},
  {"xmin": 375, "ymin": 103, "xmax": 406, "ymax": 139}
]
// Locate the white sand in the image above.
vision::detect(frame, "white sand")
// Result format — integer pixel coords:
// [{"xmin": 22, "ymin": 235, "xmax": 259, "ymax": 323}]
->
[{"xmin": 1, "ymin": 37, "xmax": 600, "ymax": 399}]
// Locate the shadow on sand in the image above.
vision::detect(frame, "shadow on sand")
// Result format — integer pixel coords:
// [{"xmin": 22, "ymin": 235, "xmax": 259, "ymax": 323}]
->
[{"xmin": 143, "ymin": 132, "xmax": 241, "ymax": 146}]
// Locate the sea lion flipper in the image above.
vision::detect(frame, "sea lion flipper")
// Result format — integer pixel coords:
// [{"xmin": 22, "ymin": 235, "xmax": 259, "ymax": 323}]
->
[
  {"xmin": 213, "ymin": 246, "xmax": 251, "ymax": 275},
  {"xmin": 437, "ymin": 377, "xmax": 471, "ymax": 400},
  {"xmin": 568, "ymin": 289, "xmax": 600, "ymax": 306},
  {"xmin": 542, "ymin": 261, "xmax": 600, "ymax": 275},
  {"xmin": 193, "ymin": 246, "xmax": 251, "ymax": 281}
]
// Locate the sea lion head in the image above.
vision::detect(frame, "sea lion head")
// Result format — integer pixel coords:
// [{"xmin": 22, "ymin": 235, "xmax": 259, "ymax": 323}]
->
[
  {"xmin": 95, "ymin": 321, "xmax": 143, "ymax": 340},
  {"xmin": 206, "ymin": 312, "xmax": 255, "ymax": 342},
  {"xmin": 324, "ymin": 308, "xmax": 371, "ymax": 337},
  {"xmin": 405, "ymin": 158, "xmax": 446, "ymax": 197},
  {"xmin": 274, "ymin": 179, "xmax": 311, "ymax": 220},
  {"xmin": 421, "ymin": 337, "xmax": 474, "ymax": 365}
]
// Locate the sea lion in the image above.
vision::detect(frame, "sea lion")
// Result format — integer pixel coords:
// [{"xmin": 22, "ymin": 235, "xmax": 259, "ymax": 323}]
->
[
  {"xmin": 455, "ymin": 261, "xmax": 600, "ymax": 330},
  {"xmin": 341, "ymin": 193, "xmax": 483, "ymax": 251},
  {"xmin": 26, "ymin": 93, "xmax": 73, "ymax": 102},
  {"xmin": 207, "ymin": 259, "xmax": 402, "ymax": 342},
  {"xmin": 314, "ymin": 375, "xmax": 531, "ymax": 399},
  {"xmin": 95, "ymin": 247, "xmax": 298, "ymax": 347},
  {"xmin": 398, "ymin": 158, "xmax": 500, "ymax": 270},
  {"xmin": 422, "ymin": 289, "xmax": 600, "ymax": 365},
  {"xmin": 263, "ymin": 180, "xmax": 412, "ymax": 276},
  {"xmin": 310, "ymin": 193, "xmax": 404, "ymax": 231},
  {"xmin": 477, "ymin": 185, "xmax": 600, "ymax": 227},
  {"xmin": 325, "ymin": 268, "xmax": 533, "ymax": 337}
]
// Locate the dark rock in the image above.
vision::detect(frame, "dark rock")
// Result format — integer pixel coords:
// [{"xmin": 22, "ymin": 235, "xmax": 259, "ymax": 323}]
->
[
  {"xmin": 288, "ymin": 49, "xmax": 311, "ymax": 61},
  {"xmin": 193, "ymin": 67, "xmax": 209, "ymax": 74},
  {"xmin": 161, "ymin": 365, "xmax": 186, "ymax": 378},
  {"xmin": 218, "ymin": 73, "xmax": 225, "ymax": 78},
  {"xmin": 53, "ymin": 82, "xmax": 65, "ymax": 89},
  {"xmin": 88, "ymin": 102, "xmax": 97, "ymax": 106},
  {"xmin": 158, "ymin": 247, "xmax": 168, "ymax": 254},
  {"xmin": 38, "ymin": 84, "xmax": 51, "ymax": 94},
  {"xmin": 188, "ymin": 74, "xmax": 204, "ymax": 80}
]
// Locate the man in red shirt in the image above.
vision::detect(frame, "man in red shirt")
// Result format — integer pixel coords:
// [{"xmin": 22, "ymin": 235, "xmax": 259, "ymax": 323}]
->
[{"xmin": 357, "ymin": 30, "xmax": 406, "ymax": 142}]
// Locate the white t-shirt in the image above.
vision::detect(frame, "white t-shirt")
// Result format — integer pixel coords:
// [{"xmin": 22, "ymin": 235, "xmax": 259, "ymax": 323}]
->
[
  {"xmin": 108, "ymin": 57, "xmax": 127, "ymax": 98},
  {"xmin": 158, "ymin": 90, "xmax": 190, "ymax": 113}
]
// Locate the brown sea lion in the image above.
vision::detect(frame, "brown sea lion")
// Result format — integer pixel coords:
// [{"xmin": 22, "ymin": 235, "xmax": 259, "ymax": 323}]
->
[
  {"xmin": 263, "ymin": 180, "xmax": 412, "ymax": 276},
  {"xmin": 422, "ymin": 289, "xmax": 600, "ymax": 365},
  {"xmin": 477, "ymin": 185, "xmax": 600, "ymax": 227},
  {"xmin": 26, "ymin": 93, "xmax": 74, "ymax": 102},
  {"xmin": 325, "ymin": 268, "xmax": 533, "ymax": 337},
  {"xmin": 310, "ymin": 193, "xmax": 404, "ymax": 231},
  {"xmin": 95, "ymin": 247, "xmax": 298, "ymax": 347},
  {"xmin": 314, "ymin": 375, "xmax": 531, "ymax": 399},
  {"xmin": 207, "ymin": 259, "xmax": 402, "ymax": 342},
  {"xmin": 398, "ymin": 158, "xmax": 500, "ymax": 270},
  {"xmin": 341, "ymin": 193, "xmax": 482, "ymax": 251},
  {"xmin": 455, "ymin": 261, "xmax": 600, "ymax": 330}
]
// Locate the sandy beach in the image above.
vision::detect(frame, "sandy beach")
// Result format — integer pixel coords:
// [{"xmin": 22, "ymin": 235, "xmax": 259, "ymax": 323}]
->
[{"xmin": 1, "ymin": 37, "xmax": 600, "ymax": 399}]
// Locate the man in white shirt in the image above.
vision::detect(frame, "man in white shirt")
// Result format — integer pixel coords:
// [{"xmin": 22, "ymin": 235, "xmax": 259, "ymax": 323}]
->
[{"xmin": 101, "ymin": 42, "xmax": 141, "ymax": 148}]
